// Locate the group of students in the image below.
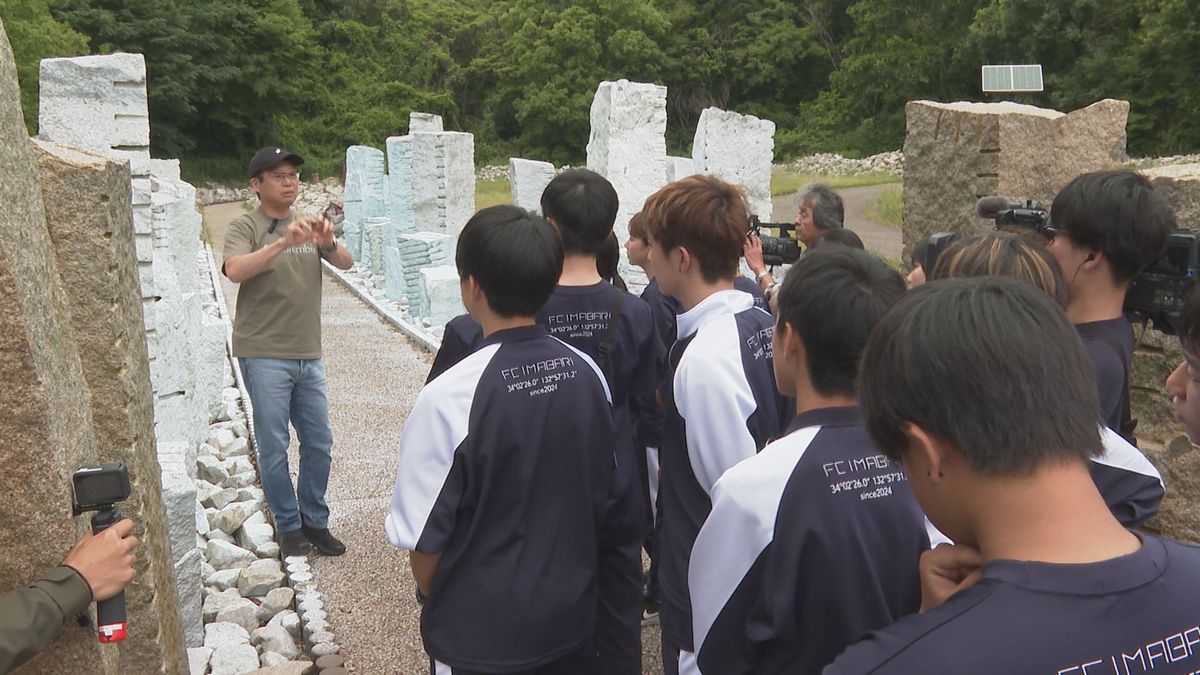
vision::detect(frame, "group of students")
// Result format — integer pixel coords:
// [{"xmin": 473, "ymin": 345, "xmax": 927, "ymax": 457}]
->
[{"xmin": 384, "ymin": 166, "xmax": 1200, "ymax": 675}]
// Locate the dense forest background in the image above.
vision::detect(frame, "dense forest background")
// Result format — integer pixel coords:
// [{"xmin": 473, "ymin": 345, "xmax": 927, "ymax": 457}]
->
[{"xmin": 2, "ymin": 0, "xmax": 1197, "ymax": 181}]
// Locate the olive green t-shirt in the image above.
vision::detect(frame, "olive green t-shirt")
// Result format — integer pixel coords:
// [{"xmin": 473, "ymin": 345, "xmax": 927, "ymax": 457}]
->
[{"xmin": 223, "ymin": 207, "xmax": 334, "ymax": 359}]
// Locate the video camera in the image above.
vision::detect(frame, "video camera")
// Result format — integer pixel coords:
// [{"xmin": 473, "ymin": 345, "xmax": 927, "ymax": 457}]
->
[
  {"xmin": 72, "ymin": 464, "xmax": 132, "ymax": 644},
  {"xmin": 976, "ymin": 196, "xmax": 1200, "ymax": 335},
  {"xmin": 1125, "ymin": 229, "xmax": 1200, "ymax": 334},
  {"xmin": 746, "ymin": 215, "xmax": 802, "ymax": 266},
  {"xmin": 976, "ymin": 196, "xmax": 1052, "ymax": 235}
]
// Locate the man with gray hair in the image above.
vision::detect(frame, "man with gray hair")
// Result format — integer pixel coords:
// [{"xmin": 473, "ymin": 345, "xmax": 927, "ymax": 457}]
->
[{"xmin": 745, "ymin": 182, "xmax": 845, "ymax": 295}]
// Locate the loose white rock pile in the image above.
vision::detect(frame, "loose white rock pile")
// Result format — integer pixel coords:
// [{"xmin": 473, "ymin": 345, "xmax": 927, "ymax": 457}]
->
[{"xmin": 775, "ymin": 151, "xmax": 904, "ymax": 176}]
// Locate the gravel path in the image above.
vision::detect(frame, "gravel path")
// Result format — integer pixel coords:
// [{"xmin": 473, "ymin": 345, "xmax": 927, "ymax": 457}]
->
[
  {"xmin": 203, "ymin": 202, "xmax": 667, "ymax": 674},
  {"xmin": 771, "ymin": 183, "xmax": 902, "ymax": 260}
]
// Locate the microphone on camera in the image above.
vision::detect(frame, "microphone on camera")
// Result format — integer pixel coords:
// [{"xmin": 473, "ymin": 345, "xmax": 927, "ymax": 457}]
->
[{"xmin": 975, "ymin": 196, "xmax": 1013, "ymax": 220}]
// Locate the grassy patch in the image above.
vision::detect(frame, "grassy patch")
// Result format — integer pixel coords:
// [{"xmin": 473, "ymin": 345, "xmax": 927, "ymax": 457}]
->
[
  {"xmin": 866, "ymin": 185, "xmax": 903, "ymax": 229},
  {"xmin": 475, "ymin": 178, "xmax": 512, "ymax": 209},
  {"xmin": 770, "ymin": 171, "xmax": 901, "ymax": 196}
]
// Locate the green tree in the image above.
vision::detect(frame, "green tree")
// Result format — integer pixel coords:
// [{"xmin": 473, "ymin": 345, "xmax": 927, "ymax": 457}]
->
[
  {"xmin": 0, "ymin": 0, "xmax": 89, "ymax": 133},
  {"xmin": 476, "ymin": 0, "xmax": 672, "ymax": 165}
]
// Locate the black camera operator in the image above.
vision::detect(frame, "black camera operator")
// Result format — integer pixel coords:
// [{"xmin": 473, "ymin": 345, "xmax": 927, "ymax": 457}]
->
[
  {"xmin": 744, "ymin": 183, "xmax": 845, "ymax": 298},
  {"xmin": 1044, "ymin": 170, "xmax": 1176, "ymax": 444},
  {"xmin": 0, "ymin": 518, "xmax": 137, "ymax": 673}
]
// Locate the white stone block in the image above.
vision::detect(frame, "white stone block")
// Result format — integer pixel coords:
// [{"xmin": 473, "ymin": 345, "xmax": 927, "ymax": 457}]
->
[
  {"xmin": 251, "ymin": 624, "xmax": 302, "ymax": 661},
  {"xmin": 693, "ymin": 107, "xmax": 776, "ymax": 217},
  {"xmin": 586, "ymin": 79, "xmax": 668, "ymax": 247},
  {"xmin": 187, "ymin": 647, "xmax": 212, "ymax": 675},
  {"xmin": 344, "ymin": 144, "xmax": 387, "ymax": 228},
  {"xmin": 159, "ymin": 461, "xmax": 199, "ymax": 561},
  {"xmin": 175, "ymin": 548, "xmax": 205, "ymax": 647},
  {"xmin": 419, "ymin": 266, "xmax": 466, "ymax": 326},
  {"xmin": 238, "ymin": 559, "xmax": 286, "ymax": 597},
  {"xmin": 508, "ymin": 158, "xmax": 556, "ymax": 213},
  {"xmin": 385, "ymin": 136, "xmax": 416, "ymax": 239},
  {"xmin": 666, "ymin": 155, "xmax": 698, "ymax": 183},
  {"xmin": 410, "ymin": 111, "xmax": 444, "ymax": 132},
  {"xmin": 209, "ymin": 644, "xmax": 259, "ymax": 675},
  {"xmin": 412, "ymin": 131, "xmax": 475, "ymax": 236},
  {"xmin": 383, "ymin": 246, "xmax": 406, "ymax": 302},
  {"xmin": 38, "ymin": 53, "xmax": 149, "ymax": 159}
]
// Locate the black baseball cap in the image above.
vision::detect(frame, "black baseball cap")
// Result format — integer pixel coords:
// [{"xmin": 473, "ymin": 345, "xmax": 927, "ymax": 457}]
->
[{"xmin": 248, "ymin": 146, "xmax": 304, "ymax": 178}]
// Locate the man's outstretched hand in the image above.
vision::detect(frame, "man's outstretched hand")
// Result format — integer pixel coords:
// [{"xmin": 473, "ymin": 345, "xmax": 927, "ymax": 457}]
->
[
  {"xmin": 919, "ymin": 543, "xmax": 984, "ymax": 613},
  {"xmin": 62, "ymin": 519, "xmax": 138, "ymax": 602}
]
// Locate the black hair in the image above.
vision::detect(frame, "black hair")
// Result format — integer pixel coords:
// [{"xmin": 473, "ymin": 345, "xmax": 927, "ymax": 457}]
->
[
  {"xmin": 540, "ymin": 168, "xmax": 619, "ymax": 256},
  {"xmin": 455, "ymin": 205, "xmax": 563, "ymax": 317},
  {"xmin": 596, "ymin": 231, "xmax": 627, "ymax": 291},
  {"xmin": 1178, "ymin": 286, "xmax": 1200, "ymax": 356},
  {"xmin": 1050, "ymin": 170, "xmax": 1176, "ymax": 283},
  {"xmin": 800, "ymin": 183, "xmax": 845, "ymax": 231},
  {"xmin": 777, "ymin": 247, "xmax": 904, "ymax": 396},
  {"xmin": 813, "ymin": 227, "xmax": 864, "ymax": 250},
  {"xmin": 859, "ymin": 277, "xmax": 1102, "ymax": 474}
]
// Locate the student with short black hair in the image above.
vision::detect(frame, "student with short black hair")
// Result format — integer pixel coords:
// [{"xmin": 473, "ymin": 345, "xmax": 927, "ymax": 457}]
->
[
  {"xmin": 642, "ymin": 174, "xmax": 790, "ymax": 674},
  {"xmin": 538, "ymin": 169, "xmax": 659, "ymax": 675},
  {"xmin": 1045, "ymin": 170, "xmax": 1176, "ymax": 443},
  {"xmin": 386, "ymin": 205, "xmax": 614, "ymax": 675},
  {"xmin": 827, "ymin": 277, "xmax": 1200, "ymax": 674},
  {"xmin": 688, "ymin": 247, "xmax": 924, "ymax": 675}
]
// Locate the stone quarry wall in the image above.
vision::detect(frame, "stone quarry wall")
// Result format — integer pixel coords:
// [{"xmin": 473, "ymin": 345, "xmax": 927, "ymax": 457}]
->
[
  {"xmin": 901, "ymin": 99, "xmax": 1129, "ymax": 257},
  {"xmin": 31, "ymin": 139, "xmax": 190, "ymax": 672},
  {"xmin": 0, "ymin": 22, "xmax": 117, "ymax": 674},
  {"xmin": 34, "ymin": 47, "xmax": 239, "ymax": 670}
]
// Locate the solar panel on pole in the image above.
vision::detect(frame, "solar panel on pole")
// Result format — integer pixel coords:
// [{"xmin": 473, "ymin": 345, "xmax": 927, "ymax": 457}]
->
[{"xmin": 981, "ymin": 64, "xmax": 1044, "ymax": 93}]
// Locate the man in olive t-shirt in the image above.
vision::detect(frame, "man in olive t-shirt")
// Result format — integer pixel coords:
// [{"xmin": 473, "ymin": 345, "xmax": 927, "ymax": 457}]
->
[{"xmin": 223, "ymin": 146, "xmax": 354, "ymax": 558}]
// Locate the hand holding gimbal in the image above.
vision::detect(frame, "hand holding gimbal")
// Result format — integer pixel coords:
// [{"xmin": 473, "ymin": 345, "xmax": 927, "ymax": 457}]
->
[{"xmin": 70, "ymin": 464, "xmax": 134, "ymax": 643}]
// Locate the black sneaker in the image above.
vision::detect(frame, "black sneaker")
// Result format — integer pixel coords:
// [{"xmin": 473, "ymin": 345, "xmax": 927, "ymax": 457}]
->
[
  {"xmin": 302, "ymin": 525, "xmax": 347, "ymax": 556},
  {"xmin": 279, "ymin": 529, "xmax": 311, "ymax": 557}
]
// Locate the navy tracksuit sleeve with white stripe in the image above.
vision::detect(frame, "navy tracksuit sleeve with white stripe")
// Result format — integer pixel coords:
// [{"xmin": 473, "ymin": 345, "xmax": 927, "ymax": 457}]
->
[
  {"xmin": 688, "ymin": 407, "xmax": 927, "ymax": 675},
  {"xmin": 658, "ymin": 290, "xmax": 791, "ymax": 653},
  {"xmin": 386, "ymin": 324, "xmax": 614, "ymax": 672},
  {"xmin": 1090, "ymin": 426, "xmax": 1164, "ymax": 529}
]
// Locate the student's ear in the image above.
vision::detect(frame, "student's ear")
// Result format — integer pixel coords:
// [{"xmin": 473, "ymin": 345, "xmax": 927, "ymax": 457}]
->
[
  {"xmin": 676, "ymin": 246, "xmax": 692, "ymax": 274},
  {"xmin": 902, "ymin": 422, "xmax": 953, "ymax": 483},
  {"xmin": 545, "ymin": 215, "xmax": 559, "ymax": 230},
  {"xmin": 777, "ymin": 322, "xmax": 803, "ymax": 362},
  {"xmin": 459, "ymin": 275, "xmax": 483, "ymax": 310},
  {"xmin": 1082, "ymin": 249, "xmax": 1103, "ymax": 272}
]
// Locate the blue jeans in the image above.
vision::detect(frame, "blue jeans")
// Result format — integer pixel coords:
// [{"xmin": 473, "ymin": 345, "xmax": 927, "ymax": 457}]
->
[{"xmin": 238, "ymin": 357, "xmax": 334, "ymax": 533}]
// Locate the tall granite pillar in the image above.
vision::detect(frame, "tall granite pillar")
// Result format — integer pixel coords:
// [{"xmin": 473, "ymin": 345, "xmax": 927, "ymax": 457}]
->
[
  {"xmin": 32, "ymin": 139, "xmax": 189, "ymax": 670},
  {"xmin": 693, "ymin": 107, "xmax": 776, "ymax": 218},
  {"xmin": 587, "ymin": 79, "xmax": 668, "ymax": 247},
  {"xmin": 0, "ymin": 19, "xmax": 113, "ymax": 674}
]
